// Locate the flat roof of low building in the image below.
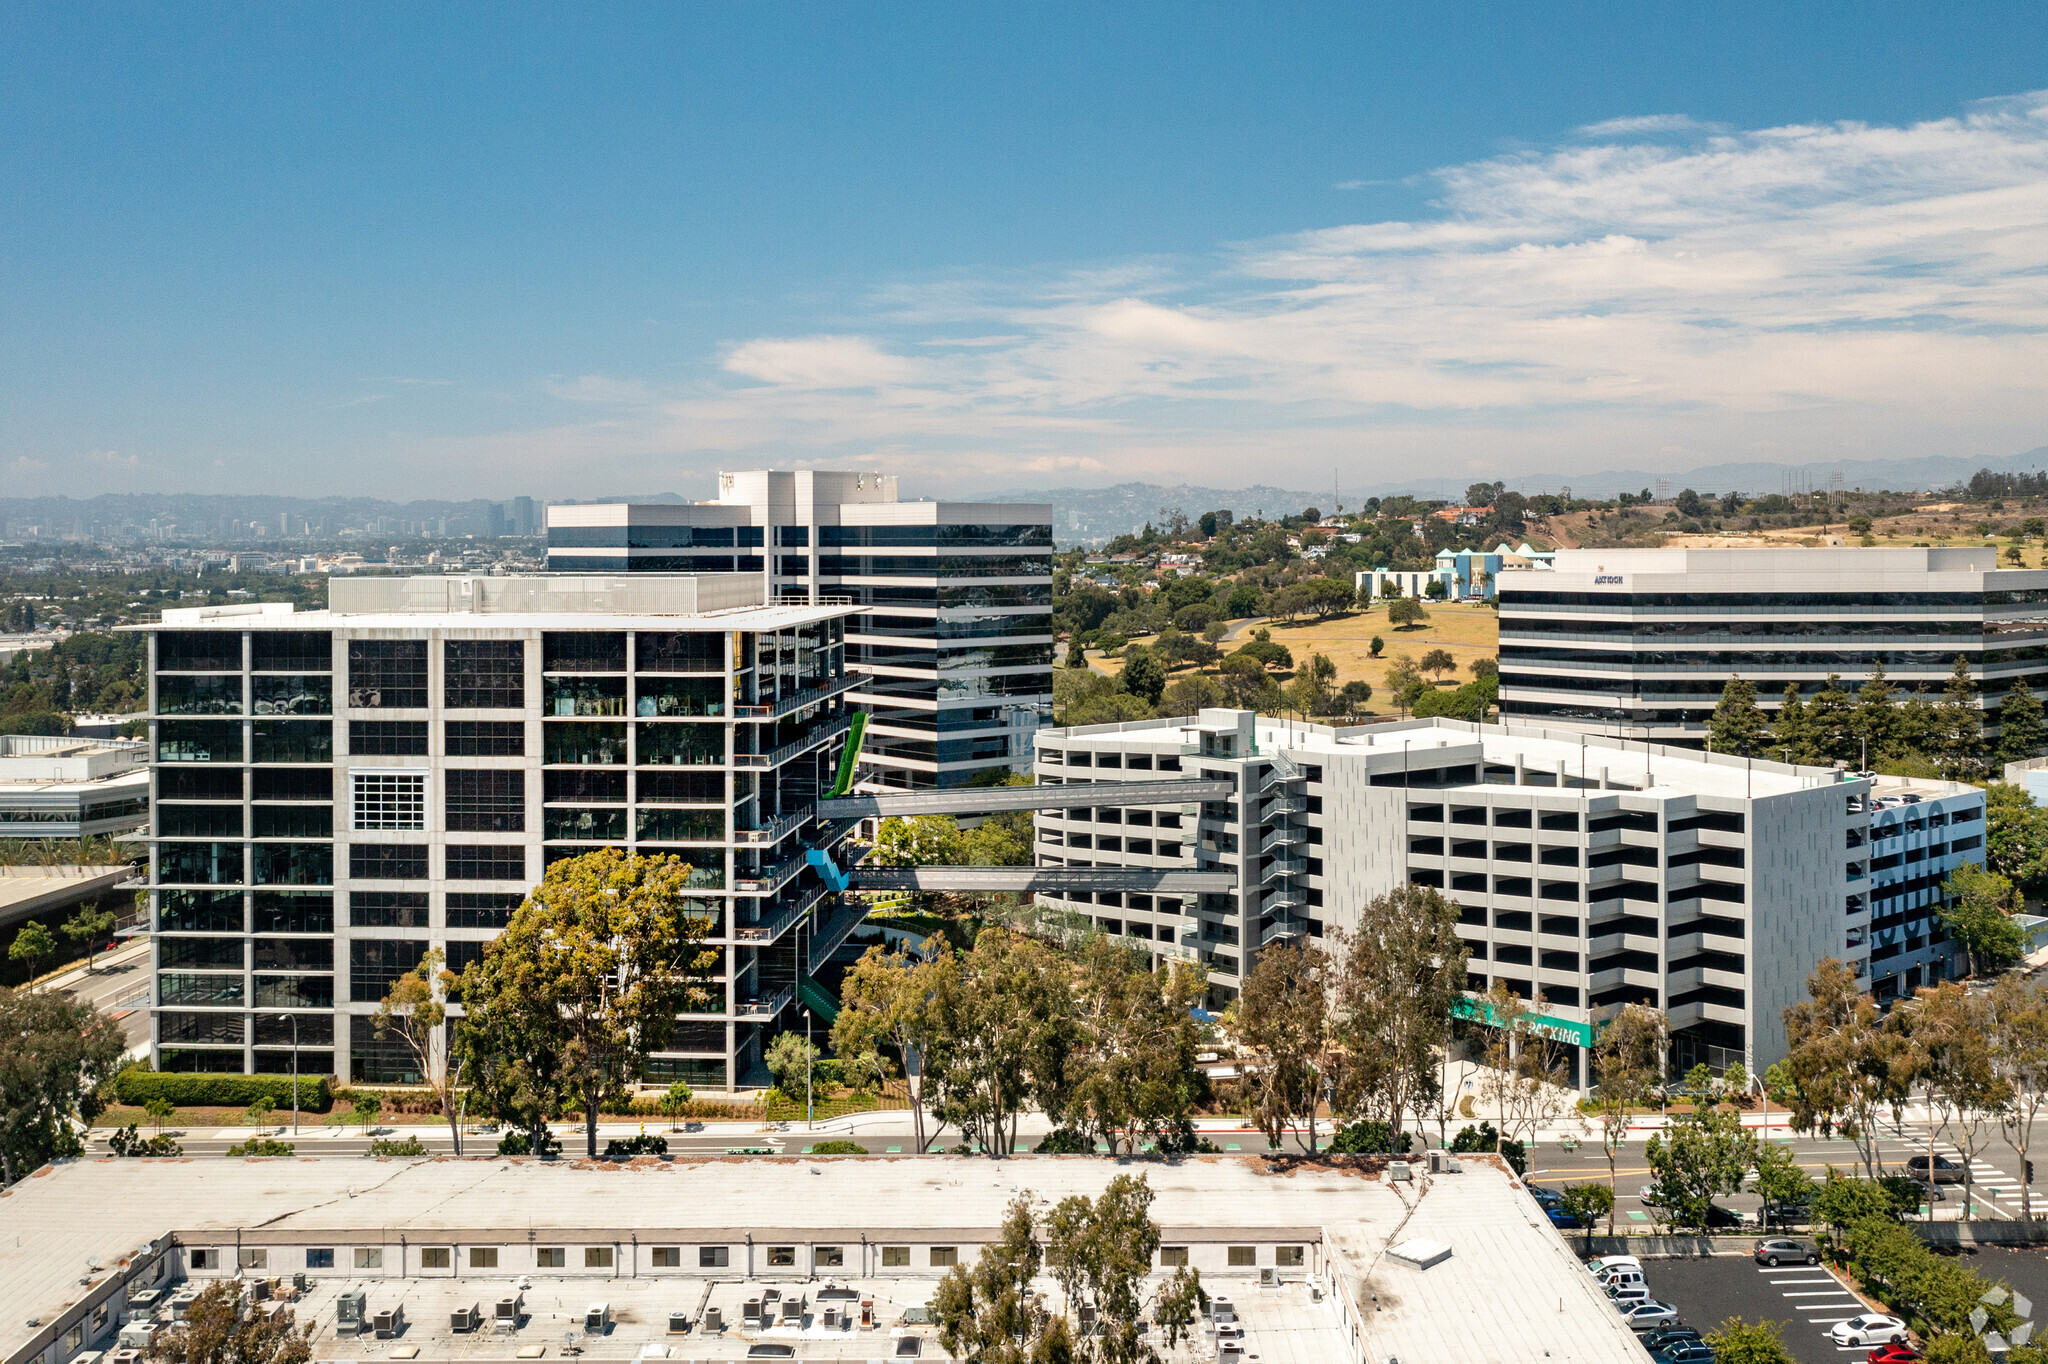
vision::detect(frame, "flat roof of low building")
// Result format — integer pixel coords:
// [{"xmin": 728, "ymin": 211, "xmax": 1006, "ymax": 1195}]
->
[
  {"xmin": 1, "ymin": 1155, "xmax": 1644, "ymax": 1364},
  {"xmin": 1043, "ymin": 712, "xmax": 1850, "ymax": 802}
]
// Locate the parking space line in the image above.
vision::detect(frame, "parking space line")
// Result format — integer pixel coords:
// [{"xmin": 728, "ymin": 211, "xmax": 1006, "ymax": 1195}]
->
[{"xmin": 1784, "ymin": 1290, "xmax": 1861, "ymax": 1298}]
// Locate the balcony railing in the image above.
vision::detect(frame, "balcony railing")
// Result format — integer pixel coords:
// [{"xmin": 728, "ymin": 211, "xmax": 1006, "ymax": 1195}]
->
[
  {"xmin": 730, "ymin": 673, "xmax": 859, "ymax": 721},
  {"xmin": 734, "ymin": 986, "xmax": 795, "ymax": 1021},
  {"xmin": 1261, "ymin": 856, "xmax": 1307, "ymax": 881},
  {"xmin": 731, "ymin": 713, "xmax": 854, "ymax": 770},
  {"xmin": 732, "ymin": 805, "xmax": 814, "ymax": 846}
]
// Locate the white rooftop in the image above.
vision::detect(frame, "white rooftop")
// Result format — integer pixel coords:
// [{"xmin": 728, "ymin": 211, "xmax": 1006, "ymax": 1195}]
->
[
  {"xmin": 1049, "ymin": 712, "xmax": 1850, "ymax": 801},
  {"xmin": 0, "ymin": 1155, "xmax": 1645, "ymax": 1364},
  {"xmin": 136, "ymin": 574, "xmax": 853, "ymax": 632}
]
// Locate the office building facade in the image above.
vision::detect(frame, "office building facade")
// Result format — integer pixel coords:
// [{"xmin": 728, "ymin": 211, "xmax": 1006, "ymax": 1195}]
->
[
  {"xmin": 136, "ymin": 575, "xmax": 861, "ymax": 1089},
  {"xmin": 547, "ymin": 471, "xmax": 1054, "ymax": 788},
  {"xmin": 1031, "ymin": 710, "xmax": 1950, "ymax": 1081},
  {"xmin": 1497, "ymin": 546, "xmax": 2048, "ymax": 741}
]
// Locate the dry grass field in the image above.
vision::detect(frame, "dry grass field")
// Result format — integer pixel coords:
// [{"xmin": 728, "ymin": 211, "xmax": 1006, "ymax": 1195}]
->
[{"xmin": 1093, "ymin": 600, "xmax": 1501, "ymax": 702}]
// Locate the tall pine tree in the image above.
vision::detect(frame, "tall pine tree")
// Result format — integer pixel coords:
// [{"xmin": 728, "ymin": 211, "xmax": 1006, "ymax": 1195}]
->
[
  {"xmin": 1806, "ymin": 674, "xmax": 1856, "ymax": 766},
  {"xmin": 1996, "ymin": 677, "xmax": 2047, "ymax": 767},
  {"xmin": 1852, "ymin": 660, "xmax": 1901, "ymax": 766},
  {"xmin": 1708, "ymin": 677, "xmax": 1770, "ymax": 756},
  {"xmin": 1932, "ymin": 655, "xmax": 1984, "ymax": 781},
  {"xmin": 1773, "ymin": 684, "xmax": 1812, "ymax": 765}
]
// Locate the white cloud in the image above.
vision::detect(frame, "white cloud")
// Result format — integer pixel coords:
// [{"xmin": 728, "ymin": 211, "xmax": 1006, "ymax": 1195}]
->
[{"xmin": 468, "ymin": 90, "xmax": 2048, "ymax": 495}]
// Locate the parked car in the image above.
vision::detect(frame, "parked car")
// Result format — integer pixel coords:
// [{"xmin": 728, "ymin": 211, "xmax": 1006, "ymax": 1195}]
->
[
  {"xmin": 1831, "ymin": 1316, "xmax": 1910, "ymax": 1347},
  {"xmin": 1547, "ymin": 1206, "xmax": 1592, "ymax": 1230},
  {"xmin": 1618, "ymin": 1301, "xmax": 1683, "ymax": 1330},
  {"xmin": 1525, "ymin": 1182, "xmax": 1566, "ymax": 1210},
  {"xmin": 1753, "ymin": 1238, "xmax": 1819, "ymax": 1266},
  {"xmin": 1654, "ymin": 1346, "xmax": 1715, "ymax": 1364},
  {"xmin": 1704, "ymin": 1204, "xmax": 1753, "ymax": 1230},
  {"xmin": 1900, "ymin": 1177, "xmax": 1947, "ymax": 1203},
  {"xmin": 1763, "ymin": 1197, "xmax": 1815, "ymax": 1227},
  {"xmin": 1905, "ymin": 1155, "xmax": 1966, "ymax": 1185},
  {"xmin": 1587, "ymin": 1255, "xmax": 1642, "ymax": 1278},
  {"xmin": 1599, "ymin": 1269, "xmax": 1648, "ymax": 1295},
  {"xmin": 1639, "ymin": 1184, "xmax": 1669, "ymax": 1207},
  {"xmin": 1865, "ymin": 1346, "xmax": 1921, "ymax": 1364},
  {"xmin": 1607, "ymin": 1283, "xmax": 1653, "ymax": 1309},
  {"xmin": 1642, "ymin": 1329, "xmax": 1704, "ymax": 1355}
]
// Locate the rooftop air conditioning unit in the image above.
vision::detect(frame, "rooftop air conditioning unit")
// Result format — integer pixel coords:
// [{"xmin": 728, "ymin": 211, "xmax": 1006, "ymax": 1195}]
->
[{"xmin": 1259, "ymin": 1267, "xmax": 1277, "ymax": 1287}]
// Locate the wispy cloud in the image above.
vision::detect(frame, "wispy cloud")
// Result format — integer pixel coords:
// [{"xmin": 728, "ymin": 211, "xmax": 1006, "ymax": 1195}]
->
[{"xmin": 475, "ymin": 90, "xmax": 2048, "ymax": 493}]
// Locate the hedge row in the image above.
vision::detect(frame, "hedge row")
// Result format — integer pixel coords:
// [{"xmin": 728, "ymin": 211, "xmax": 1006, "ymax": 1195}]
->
[{"xmin": 114, "ymin": 1068, "xmax": 331, "ymax": 1112}]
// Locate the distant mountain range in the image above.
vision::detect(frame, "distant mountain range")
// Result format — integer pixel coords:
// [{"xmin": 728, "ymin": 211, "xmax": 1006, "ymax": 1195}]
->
[
  {"xmin": 976, "ymin": 445, "xmax": 2048, "ymax": 544},
  {"xmin": 5, "ymin": 444, "xmax": 2041, "ymax": 549}
]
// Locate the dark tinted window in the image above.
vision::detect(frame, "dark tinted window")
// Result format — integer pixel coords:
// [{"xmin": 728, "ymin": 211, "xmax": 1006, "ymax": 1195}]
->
[
  {"xmin": 347, "ymin": 640, "xmax": 428, "ymax": 707},
  {"xmin": 447, "ymin": 844, "xmax": 527, "ymax": 881},
  {"xmin": 446, "ymin": 720, "xmax": 525, "ymax": 756},
  {"xmin": 636, "ymin": 632, "xmax": 725, "ymax": 672},
  {"xmin": 447, "ymin": 892, "xmax": 522, "ymax": 929},
  {"xmin": 546, "ymin": 769, "xmax": 626, "ymax": 802},
  {"xmin": 349, "ymin": 843, "xmax": 428, "ymax": 880},
  {"xmin": 160, "ymin": 767, "xmax": 243, "ymax": 800},
  {"xmin": 447, "ymin": 769, "xmax": 526, "ymax": 832},
  {"xmin": 252, "ymin": 720, "xmax": 332, "ymax": 764},
  {"xmin": 445, "ymin": 640, "xmax": 526, "ymax": 708},
  {"xmin": 158, "ymin": 631, "xmax": 242, "ymax": 672},
  {"xmin": 350, "ymin": 891, "xmax": 429, "ymax": 928},
  {"xmin": 253, "ymin": 767, "xmax": 332, "ymax": 800},
  {"xmin": 252, "ymin": 632, "xmax": 333, "ymax": 672},
  {"xmin": 350, "ymin": 720, "xmax": 429, "ymax": 756},
  {"xmin": 543, "ymin": 633, "xmax": 627, "ymax": 672}
]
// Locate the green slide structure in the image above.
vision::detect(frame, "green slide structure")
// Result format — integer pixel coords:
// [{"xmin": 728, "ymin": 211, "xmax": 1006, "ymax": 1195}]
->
[
  {"xmin": 797, "ymin": 972, "xmax": 840, "ymax": 1023},
  {"xmin": 826, "ymin": 711, "xmax": 868, "ymax": 798}
]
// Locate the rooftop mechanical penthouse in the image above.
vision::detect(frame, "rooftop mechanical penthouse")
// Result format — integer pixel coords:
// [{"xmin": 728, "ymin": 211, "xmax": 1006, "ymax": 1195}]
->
[{"xmin": 129, "ymin": 574, "xmax": 862, "ymax": 1089}]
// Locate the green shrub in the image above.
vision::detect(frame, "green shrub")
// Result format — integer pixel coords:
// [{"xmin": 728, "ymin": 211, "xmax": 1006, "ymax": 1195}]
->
[
  {"xmin": 1450, "ymin": 1122, "xmax": 1526, "ymax": 1174},
  {"xmin": 1034, "ymin": 1127, "xmax": 1095, "ymax": 1154},
  {"xmin": 808, "ymin": 1139, "xmax": 867, "ymax": 1155},
  {"xmin": 366, "ymin": 1136, "xmax": 428, "ymax": 1158},
  {"xmin": 106, "ymin": 1124, "xmax": 183, "ymax": 1157},
  {"xmin": 1327, "ymin": 1120, "xmax": 1397, "ymax": 1155},
  {"xmin": 113, "ymin": 1067, "xmax": 330, "ymax": 1112},
  {"xmin": 1843, "ymin": 1214, "xmax": 2021, "ymax": 1342},
  {"xmin": 225, "ymin": 1137, "xmax": 296, "ymax": 1157},
  {"xmin": 497, "ymin": 1127, "xmax": 561, "ymax": 1158},
  {"xmin": 604, "ymin": 1133, "xmax": 669, "ymax": 1158}
]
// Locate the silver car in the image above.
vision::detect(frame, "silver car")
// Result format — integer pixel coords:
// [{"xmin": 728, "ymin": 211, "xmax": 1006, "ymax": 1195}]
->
[{"xmin": 1619, "ymin": 1301, "xmax": 1682, "ymax": 1331}]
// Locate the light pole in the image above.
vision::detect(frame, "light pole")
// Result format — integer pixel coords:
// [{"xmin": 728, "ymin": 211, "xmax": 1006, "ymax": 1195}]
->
[
  {"xmin": 273, "ymin": 1013, "xmax": 300, "ymax": 1135},
  {"xmin": 804, "ymin": 1009, "xmax": 814, "ymax": 1130}
]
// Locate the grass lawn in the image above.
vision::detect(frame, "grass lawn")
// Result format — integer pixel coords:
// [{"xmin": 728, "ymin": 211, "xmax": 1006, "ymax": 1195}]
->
[{"xmin": 1092, "ymin": 602, "xmax": 1500, "ymax": 704}]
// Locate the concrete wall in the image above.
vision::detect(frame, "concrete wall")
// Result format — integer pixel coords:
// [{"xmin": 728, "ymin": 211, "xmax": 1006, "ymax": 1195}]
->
[{"xmin": 1749, "ymin": 783, "xmax": 1853, "ymax": 1072}]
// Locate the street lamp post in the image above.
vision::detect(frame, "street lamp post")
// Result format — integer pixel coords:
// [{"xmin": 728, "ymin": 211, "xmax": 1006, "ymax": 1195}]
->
[
  {"xmin": 273, "ymin": 1013, "xmax": 300, "ymax": 1135},
  {"xmin": 804, "ymin": 1009, "xmax": 814, "ymax": 1130}
]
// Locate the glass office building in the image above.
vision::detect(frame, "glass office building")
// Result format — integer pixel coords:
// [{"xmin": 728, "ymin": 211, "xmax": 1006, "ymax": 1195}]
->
[
  {"xmin": 135, "ymin": 574, "xmax": 861, "ymax": 1089},
  {"xmin": 1498, "ymin": 546, "xmax": 2048, "ymax": 742},
  {"xmin": 548, "ymin": 471, "xmax": 1054, "ymax": 788}
]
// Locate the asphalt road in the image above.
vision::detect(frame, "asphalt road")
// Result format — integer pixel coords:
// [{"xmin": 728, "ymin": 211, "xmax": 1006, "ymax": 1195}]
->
[
  {"xmin": 1528, "ymin": 1121, "xmax": 2048, "ymax": 1227},
  {"xmin": 56, "ymin": 937, "xmax": 152, "ymax": 1049}
]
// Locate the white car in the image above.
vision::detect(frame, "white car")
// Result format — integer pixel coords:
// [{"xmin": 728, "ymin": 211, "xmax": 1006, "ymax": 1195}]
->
[
  {"xmin": 1831, "ymin": 1316, "xmax": 1909, "ymax": 1346},
  {"xmin": 1587, "ymin": 1255, "xmax": 1642, "ymax": 1277}
]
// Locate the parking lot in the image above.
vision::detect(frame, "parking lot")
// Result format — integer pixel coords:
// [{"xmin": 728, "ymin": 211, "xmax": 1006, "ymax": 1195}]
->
[{"xmin": 1623, "ymin": 1254, "xmax": 1876, "ymax": 1364}]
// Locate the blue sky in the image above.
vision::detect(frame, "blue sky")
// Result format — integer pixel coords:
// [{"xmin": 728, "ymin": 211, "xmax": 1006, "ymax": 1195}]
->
[{"xmin": 3, "ymin": 3, "xmax": 2047, "ymax": 500}]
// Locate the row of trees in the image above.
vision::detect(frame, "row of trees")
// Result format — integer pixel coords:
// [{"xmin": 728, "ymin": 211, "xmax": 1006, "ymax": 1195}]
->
[
  {"xmin": 932, "ymin": 1174, "xmax": 1203, "ymax": 1364},
  {"xmin": 831, "ymin": 932, "xmax": 1209, "ymax": 1156},
  {"xmin": 1708, "ymin": 662, "xmax": 2043, "ymax": 777},
  {"xmin": 1778, "ymin": 960, "xmax": 2048, "ymax": 1218}
]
